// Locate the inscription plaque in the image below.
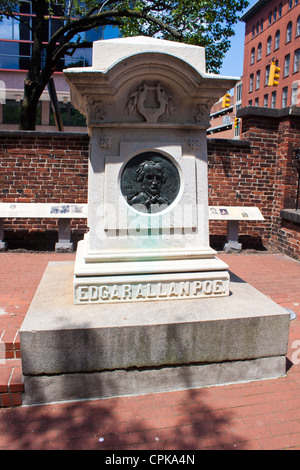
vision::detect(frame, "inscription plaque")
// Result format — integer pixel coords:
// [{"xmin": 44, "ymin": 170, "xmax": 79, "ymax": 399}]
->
[{"xmin": 121, "ymin": 152, "xmax": 180, "ymax": 213}]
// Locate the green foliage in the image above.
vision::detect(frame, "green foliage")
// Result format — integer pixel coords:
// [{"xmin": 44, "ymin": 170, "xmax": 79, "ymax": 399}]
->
[
  {"xmin": 119, "ymin": 0, "xmax": 249, "ymax": 73},
  {"xmin": 0, "ymin": 0, "xmax": 249, "ymax": 128}
]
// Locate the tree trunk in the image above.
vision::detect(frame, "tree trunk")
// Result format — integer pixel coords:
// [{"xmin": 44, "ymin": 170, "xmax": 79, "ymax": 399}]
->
[
  {"xmin": 19, "ymin": 0, "xmax": 47, "ymax": 130},
  {"xmin": 19, "ymin": 84, "xmax": 40, "ymax": 131}
]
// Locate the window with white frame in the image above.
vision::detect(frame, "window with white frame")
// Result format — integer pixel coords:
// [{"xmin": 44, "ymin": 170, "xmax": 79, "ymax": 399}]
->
[
  {"xmin": 267, "ymin": 36, "xmax": 272, "ymax": 55},
  {"xmin": 282, "ymin": 87, "xmax": 288, "ymax": 107},
  {"xmin": 256, "ymin": 70, "xmax": 261, "ymax": 89},
  {"xmin": 271, "ymin": 91, "xmax": 277, "ymax": 108},
  {"xmin": 265, "ymin": 65, "xmax": 270, "ymax": 85},
  {"xmin": 287, "ymin": 22, "xmax": 293, "ymax": 43},
  {"xmin": 249, "ymin": 73, "xmax": 254, "ymax": 92},
  {"xmin": 297, "ymin": 16, "xmax": 300, "ymax": 37},
  {"xmin": 294, "ymin": 49, "xmax": 300, "ymax": 73},
  {"xmin": 251, "ymin": 47, "xmax": 255, "ymax": 64},
  {"xmin": 284, "ymin": 54, "xmax": 290, "ymax": 76},
  {"xmin": 275, "ymin": 30, "xmax": 280, "ymax": 50},
  {"xmin": 257, "ymin": 42, "xmax": 262, "ymax": 60},
  {"xmin": 236, "ymin": 83, "xmax": 242, "ymax": 102}
]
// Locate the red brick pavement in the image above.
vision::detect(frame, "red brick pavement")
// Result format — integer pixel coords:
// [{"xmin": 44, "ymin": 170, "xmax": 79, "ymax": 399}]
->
[{"xmin": 0, "ymin": 251, "xmax": 300, "ymax": 450}]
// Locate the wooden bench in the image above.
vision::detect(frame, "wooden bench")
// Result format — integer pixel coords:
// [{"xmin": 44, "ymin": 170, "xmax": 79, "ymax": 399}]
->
[
  {"xmin": 0, "ymin": 203, "xmax": 88, "ymax": 252},
  {"xmin": 208, "ymin": 206, "xmax": 265, "ymax": 253}
]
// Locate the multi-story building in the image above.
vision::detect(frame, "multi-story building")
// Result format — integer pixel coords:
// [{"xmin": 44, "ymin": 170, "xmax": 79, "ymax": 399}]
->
[
  {"xmin": 208, "ymin": 0, "xmax": 300, "ymax": 138},
  {"xmin": 0, "ymin": 0, "xmax": 103, "ymax": 131},
  {"xmin": 207, "ymin": 81, "xmax": 243, "ymax": 138},
  {"xmin": 241, "ymin": 0, "xmax": 300, "ymax": 109}
]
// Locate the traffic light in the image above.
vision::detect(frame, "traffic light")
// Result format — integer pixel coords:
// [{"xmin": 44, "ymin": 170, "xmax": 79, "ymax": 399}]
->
[
  {"xmin": 222, "ymin": 93, "xmax": 231, "ymax": 108},
  {"xmin": 234, "ymin": 118, "xmax": 239, "ymax": 129},
  {"xmin": 268, "ymin": 59, "xmax": 281, "ymax": 86}
]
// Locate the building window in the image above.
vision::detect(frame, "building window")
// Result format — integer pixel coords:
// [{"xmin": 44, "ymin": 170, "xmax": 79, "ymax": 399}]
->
[
  {"xmin": 256, "ymin": 22, "xmax": 259, "ymax": 35},
  {"xmin": 248, "ymin": 100, "xmax": 253, "ymax": 106},
  {"xmin": 274, "ymin": 8, "xmax": 277, "ymax": 22},
  {"xmin": 256, "ymin": 70, "xmax": 261, "ymax": 89},
  {"xmin": 267, "ymin": 36, "xmax": 272, "ymax": 55},
  {"xmin": 294, "ymin": 49, "xmax": 300, "ymax": 73},
  {"xmin": 265, "ymin": 65, "xmax": 270, "ymax": 85},
  {"xmin": 291, "ymin": 82, "xmax": 298, "ymax": 105},
  {"xmin": 257, "ymin": 42, "xmax": 262, "ymax": 61},
  {"xmin": 289, "ymin": 0, "xmax": 293, "ymax": 9},
  {"xmin": 236, "ymin": 83, "xmax": 242, "ymax": 102},
  {"xmin": 284, "ymin": 54, "xmax": 290, "ymax": 76},
  {"xmin": 297, "ymin": 16, "xmax": 300, "ymax": 36},
  {"xmin": 261, "ymin": 18, "xmax": 264, "ymax": 32},
  {"xmin": 271, "ymin": 91, "xmax": 277, "ymax": 108},
  {"xmin": 279, "ymin": 3, "xmax": 282, "ymax": 17},
  {"xmin": 255, "ymin": 97, "xmax": 259, "ymax": 107},
  {"xmin": 264, "ymin": 94, "xmax": 268, "ymax": 107},
  {"xmin": 282, "ymin": 87, "xmax": 288, "ymax": 107},
  {"xmin": 286, "ymin": 22, "xmax": 293, "ymax": 43},
  {"xmin": 269, "ymin": 11, "xmax": 272, "ymax": 25},
  {"xmin": 249, "ymin": 74, "xmax": 254, "ymax": 92},
  {"xmin": 252, "ymin": 25, "xmax": 255, "ymax": 38},
  {"xmin": 251, "ymin": 47, "xmax": 255, "ymax": 64},
  {"xmin": 275, "ymin": 30, "xmax": 280, "ymax": 50}
]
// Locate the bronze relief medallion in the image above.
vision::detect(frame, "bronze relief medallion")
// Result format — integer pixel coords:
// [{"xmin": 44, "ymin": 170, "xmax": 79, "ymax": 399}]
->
[{"xmin": 121, "ymin": 152, "xmax": 180, "ymax": 213}]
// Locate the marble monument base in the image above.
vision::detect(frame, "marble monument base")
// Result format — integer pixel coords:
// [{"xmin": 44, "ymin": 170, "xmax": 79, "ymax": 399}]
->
[
  {"xmin": 20, "ymin": 262, "xmax": 290, "ymax": 406},
  {"xmin": 73, "ymin": 239, "xmax": 231, "ymax": 304}
]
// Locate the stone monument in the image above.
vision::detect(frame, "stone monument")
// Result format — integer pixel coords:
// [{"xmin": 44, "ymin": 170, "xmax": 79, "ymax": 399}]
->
[
  {"xmin": 19, "ymin": 37, "xmax": 290, "ymax": 405},
  {"xmin": 65, "ymin": 36, "xmax": 235, "ymax": 304}
]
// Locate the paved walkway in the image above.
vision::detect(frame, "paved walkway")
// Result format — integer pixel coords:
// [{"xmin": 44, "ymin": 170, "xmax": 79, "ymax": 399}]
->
[{"xmin": 0, "ymin": 251, "xmax": 300, "ymax": 450}]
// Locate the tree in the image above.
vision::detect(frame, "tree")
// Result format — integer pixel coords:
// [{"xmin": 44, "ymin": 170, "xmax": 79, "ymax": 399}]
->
[{"xmin": 0, "ymin": 0, "xmax": 248, "ymax": 130}]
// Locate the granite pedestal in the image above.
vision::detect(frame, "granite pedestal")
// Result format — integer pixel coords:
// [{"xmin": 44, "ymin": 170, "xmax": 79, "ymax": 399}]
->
[{"xmin": 20, "ymin": 261, "xmax": 290, "ymax": 405}]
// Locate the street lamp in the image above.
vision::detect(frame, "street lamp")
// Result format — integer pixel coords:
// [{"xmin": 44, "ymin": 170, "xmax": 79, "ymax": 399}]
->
[{"xmin": 294, "ymin": 149, "xmax": 300, "ymax": 211}]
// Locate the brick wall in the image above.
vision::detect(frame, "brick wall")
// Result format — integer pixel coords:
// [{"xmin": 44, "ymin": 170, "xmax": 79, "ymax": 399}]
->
[
  {"xmin": 0, "ymin": 131, "xmax": 89, "ymax": 249},
  {"xmin": 0, "ymin": 108, "xmax": 300, "ymax": 258},
  {"xmin": 237, "ymin": 106, "xmax": 300, "ymax": 260}
]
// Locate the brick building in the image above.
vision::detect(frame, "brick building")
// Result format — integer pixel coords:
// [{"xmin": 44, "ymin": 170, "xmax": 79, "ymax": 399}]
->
[
  {"xmin": 208, "ymin": 0, "xmax": 300, "ymax": 139},
  {"xmin": 241, "ymin": 0, "xmax": 300, "ymax": 109}
]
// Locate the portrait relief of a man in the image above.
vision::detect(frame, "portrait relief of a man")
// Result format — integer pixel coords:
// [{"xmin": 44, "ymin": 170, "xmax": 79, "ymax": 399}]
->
[
  {"xmin": 129, "ymin": 160, "xmax": 170, "ymax": 210},
  {"xmin": 120, "ymin": 152, "xmax": 180, "ymax": 214}
]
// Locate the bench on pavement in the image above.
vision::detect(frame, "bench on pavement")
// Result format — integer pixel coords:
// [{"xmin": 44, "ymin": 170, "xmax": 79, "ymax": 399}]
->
[
  {"xmin": 208, "ymin": 206, "xmax": 264, "ymax": 253},
  {"xmin": 0, "ymin": 203, "xmax": 264, "ymax": 253},
  {"xmin": 0, "ymin": 202, "xmax": 88, "ymax": 252}
]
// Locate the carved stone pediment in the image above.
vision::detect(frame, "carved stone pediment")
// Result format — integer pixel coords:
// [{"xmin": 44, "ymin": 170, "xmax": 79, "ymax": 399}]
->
[{"xmin": 125, "ymin": 82, "xmax": 176, "ymax": 123}]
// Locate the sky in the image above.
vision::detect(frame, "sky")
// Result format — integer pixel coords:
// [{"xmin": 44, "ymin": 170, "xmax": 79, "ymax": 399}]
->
[{"xmin": 219, "ymin": 0, "xmax": 258, "ymax": 78}]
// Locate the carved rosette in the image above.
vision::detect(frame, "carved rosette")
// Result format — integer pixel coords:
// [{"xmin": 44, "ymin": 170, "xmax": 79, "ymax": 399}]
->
[
  {"xmin": 188, "ymin": 138, "xmax": 202, "ymax": 150},
  {"xmin": 99, "ymin": 137, "xmax": 112, "ymax": 149}
]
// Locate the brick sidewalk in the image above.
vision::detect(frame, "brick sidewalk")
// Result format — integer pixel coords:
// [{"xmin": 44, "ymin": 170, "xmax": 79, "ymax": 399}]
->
[{"xmin": 0, "ymin": 251, "xmax": 300, "ymax": 450}]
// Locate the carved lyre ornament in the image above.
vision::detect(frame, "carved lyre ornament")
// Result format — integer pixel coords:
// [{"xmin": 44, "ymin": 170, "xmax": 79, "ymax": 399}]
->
[{"xmin": 125, "ymin": 82, "xmax": 176, "ymax": 123}]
